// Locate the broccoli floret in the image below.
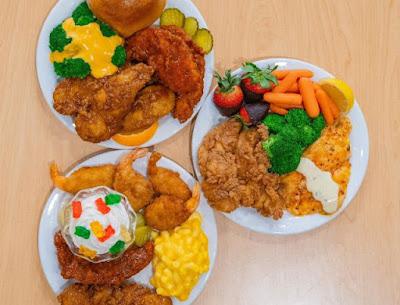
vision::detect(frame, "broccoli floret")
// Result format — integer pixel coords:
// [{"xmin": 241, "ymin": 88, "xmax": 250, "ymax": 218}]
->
[
  {"xmin": 112, "ymin": 46, "xmax": 127, "ymax": 67},
  {"xmin": 298, "ymin": 125, "xmax": 318, "ymax": 147},
  {"xmin": 280, "ymin": 124, "xmax": 301, "ymax": 143},
  {"xmin": 262, "ymin": 114, "xmax": 286, "ymax": 134},
  {"xmin": 262, "ymin": 135, "xmax": 303, "ymax": 175},
  {"xmin": 97, "ymin": 20, "xmax": 116, "ymax": 37},
  {"xmin": 312, "ymin": 114, "xmax": 326, "ymax": 135},
  {"xmin": 54, "ymin": 58, "xmax": 91, "ymax": 79},
  {"xmin": 49, "ymin": 24, "xmax": 72, "ymax": 52},
  {"xmin": 72, "ymin": 2, "xmax": 95, "ymax": 26},
  {"xmin": 285, "ymin": 109, "xmax": 311, "ymax": 128}
]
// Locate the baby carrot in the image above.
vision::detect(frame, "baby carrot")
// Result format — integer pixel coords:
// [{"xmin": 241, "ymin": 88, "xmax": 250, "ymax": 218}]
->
[
  {"xmin": 287, "ymin": 81, "xmax": 299, "ymax": 93},
  {"xmin": 263, "ymin": 93, "xmax": 302, "ymax": 105},
  {"xmin": 314, "ymin": 83, "xmax": 340, "ymax": 118},
  {"xmin": 270, "ymin": 104, "xmax": 288, "ymax": 115},
  {"xmin": 272, "ymin": 72, "xmax": 299, "ymax": 93},
  {"xmin": 315, "ymin": 88, "xmax": 334, "ymax": 125},
  {"xmin": 278, "ymin": 103, "xmax": 304, "ymax": 109},
  {"xmin": 272, "ymin": 69, "xmax": 314, "ymax": 79},
  {"xmin": 298, "ymin": 77, "xmax": 320, "ymax": 118}
]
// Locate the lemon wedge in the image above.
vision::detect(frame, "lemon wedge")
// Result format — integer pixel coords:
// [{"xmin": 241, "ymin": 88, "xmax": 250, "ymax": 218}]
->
[
  {"xmin": 112, "ymin": 122, "xmax": 158, "ymax": 146},
  {"xmin": 319, "ymin": 78, "xmax": 354, "ymax": 113}
]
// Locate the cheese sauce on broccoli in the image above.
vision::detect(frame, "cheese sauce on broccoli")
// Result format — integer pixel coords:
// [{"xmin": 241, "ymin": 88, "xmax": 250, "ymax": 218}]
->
[{"xmin": 50, "ymin": 18, "xmax": 123, "ymax": 78}]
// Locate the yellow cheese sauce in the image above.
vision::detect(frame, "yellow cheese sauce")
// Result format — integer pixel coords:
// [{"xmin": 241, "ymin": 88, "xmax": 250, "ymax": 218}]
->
[
  {"xmin": 297, "ymin": 157, "xmax": 339, "ymax": 214},
  {"xmin": 150, "ymin": 213, "xmax": 209, "ymax": 301},
  {"xmin": 50, "ymin": 18, "xmax": 123, "ymax": 78}
]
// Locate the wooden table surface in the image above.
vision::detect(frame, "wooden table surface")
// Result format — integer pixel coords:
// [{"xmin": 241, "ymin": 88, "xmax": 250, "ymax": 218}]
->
[{"xmin": 1, "ymin": 0, "xmax": 399, "ymax": 304}]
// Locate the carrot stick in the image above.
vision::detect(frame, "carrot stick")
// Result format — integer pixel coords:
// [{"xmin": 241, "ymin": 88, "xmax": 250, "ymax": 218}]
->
[
  {"xmin": 272, "ymin": 72, "xmax": 299, "ymax": 93},
  {"xmin": 270, "ymin": 104, "xmax": 288, "ymax": 115},
  {"xmin": 272, "ymin": 69, "xmax": 314, "ymax": 79},
  {"xmin": 287, "ymin": 81, "xmax": 299, "ymax": 93},
  {"xmin": 298, "ymin": 77, "xmax": 320, "ymax": 118},
  {"xmin": 263, "ymin": 93, "xmax": 302, "ymax": 105},
  {"xmin": 315, "ymin": 88, "xmax": 334, "ymax": 125}
]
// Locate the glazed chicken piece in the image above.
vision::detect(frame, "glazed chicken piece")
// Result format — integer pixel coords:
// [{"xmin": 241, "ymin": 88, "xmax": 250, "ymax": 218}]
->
[
  {"xmin": 126, "ymin": 26, "xmax": 205, "ymax": 123},
  {"xmin": 53, "ymin": 63, "xmax": 154, "ymax": 143},
  {"xmin": 113, "ymin": 149, "xmax": 154, "ymax": 212},
  {"xmin": 50, "ymin": 163, "xmax": 115, "ymax": 194},
  {"xmin": 54, "ymin": 232, "xmax": 154, "ymax": 285},
  {"xmin": 58, "ymin": 283, "xmax": 172, "ymax": 305}
]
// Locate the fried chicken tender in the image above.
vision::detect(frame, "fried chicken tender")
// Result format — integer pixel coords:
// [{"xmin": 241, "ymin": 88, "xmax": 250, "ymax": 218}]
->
[
  {"xmin": 126, "ymin": 26, "xmax": 205, "ymax": 123},
  {"xmin": 113, "ymin": 149, "xmax": 154, "ymax": 212},
  {"xmin": 144, "ymin": 184, "xmax": 200, "ymax": 231},
  {"xmin": 122, "ymin": 85, "xmax": 175, "ymax": 133},
  {"xmin": 58, "ymin": 283, "xmax": 172, "ymax": 305},
  {"xmin": 54, "ymin": 232, "xmax": 154, "ymax": 285},
  {"xmin": 53, "ymin": 64, "xmax": 154, "ymax": 143},
  {"xmin": 147, "ymin": 152, "xmax": 191, "ymax": 201},
  {"xmin": 50, "ymin": 163, "xmax": 115, "ymax": 194},
  {"xmin": 281, "ymin": 116, "xmax": 352, "ymax": 215}
]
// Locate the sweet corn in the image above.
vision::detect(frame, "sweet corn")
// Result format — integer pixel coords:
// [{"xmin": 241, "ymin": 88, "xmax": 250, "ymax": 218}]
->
[{"xmin": 151, "ymin": 213, "xmax": 210, "ymax": 301}]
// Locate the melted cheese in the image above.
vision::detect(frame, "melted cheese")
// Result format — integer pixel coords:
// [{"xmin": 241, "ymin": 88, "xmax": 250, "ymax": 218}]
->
[
  {"xmin": 297, "ymin": 157, "xmax": 339, "ymax": 214},
  {"xmin": 50, "ymin": 18, "xmax": 123, "ymax": 78}
]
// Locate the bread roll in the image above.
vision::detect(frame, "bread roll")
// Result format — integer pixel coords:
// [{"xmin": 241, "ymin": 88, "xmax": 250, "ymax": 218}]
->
[{"xmin": 88, "ymin": 0, "xmax": 166, "ymax": 37}]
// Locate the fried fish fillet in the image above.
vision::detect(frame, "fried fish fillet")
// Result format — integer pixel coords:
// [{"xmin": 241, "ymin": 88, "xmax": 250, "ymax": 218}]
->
[
  {"xmin": 53, "ymin": 64, "xmax": 154, "ymax": 143},
  {"xmin": 58, "ymin": 283, "xmax": 172, "ymax": 305},
  {"xmin": 126, "ymin": 26, "xmax": 204, "ymax": 123},
  {"xmin": 50, "ymin": 163, "xmax": 115, "ymax": 194},
  {"xmin": 54, "ymin": 232, "xmax": 154, "ymax": 285},
  {"xmin": 281, "ymin": 116, "xmax": 352, "ymax": 215}
]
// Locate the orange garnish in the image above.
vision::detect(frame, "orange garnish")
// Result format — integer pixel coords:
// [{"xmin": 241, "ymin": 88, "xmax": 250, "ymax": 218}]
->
[{"xmin": 112, "ymin": 122, "xmax": 158, "ymax": 146}]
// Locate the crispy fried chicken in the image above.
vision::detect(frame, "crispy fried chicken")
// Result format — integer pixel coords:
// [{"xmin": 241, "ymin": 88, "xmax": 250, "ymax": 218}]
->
[
  {"xmin": 53, "ymin": 63, "xmax": 154, "ymax": 143},
  {"xmin": 126, "ymin": 26, "xmax": 205, "ymax": 123},
  {"xmin": 58, "ymin": 283, "xmax": 172, "ymax": 305}
]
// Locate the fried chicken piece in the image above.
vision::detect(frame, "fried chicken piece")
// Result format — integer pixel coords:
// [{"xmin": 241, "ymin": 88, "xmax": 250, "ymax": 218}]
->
[
  {"xmin": 58, "ymin": 283, "xmax": 172, "ymax": 305},
  {"xmin": 144, "ymin": 183, "xmax": 200, "ymax": 231},
  {"xmin": 50, "ymin": 163, "xmax": 115, "ymax": 194},
  {"xmin": 113, "ymin": 149, "xmax": 154, "ymax": 212},
  {"xmin": 53, "ymin": 64, "xmax": 154, "ymax": 143},
  {"xmin": 126, "ymin": 26, "xmax": 205, "ymax": 123},
  {"xmin": 54, "ymin": 232, "xmax": 154, "ymax": 285},
  {"xmin": 122, "ymin": 85, "xmax": 175, "ymax": 133},
  {"xmin": 147, "ymin": 152, "xmax": 191, "ymax": 201},
  {"xmin": 281, "ymin": 116, "xmax": 352, "ymax": 215}
]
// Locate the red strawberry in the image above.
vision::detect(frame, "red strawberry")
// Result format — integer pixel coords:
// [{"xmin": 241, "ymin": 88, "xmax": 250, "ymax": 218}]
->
[
  {"xmin": 213, "ymin": 70, "xmax": 244, "ymax": 116},
  {"xmin": 239, "ymin": 106, "xmax": 251, "ymax": 124},
  {"xmin": 242, "ymin": 77, "xmax": 272, "ymax": 94}
]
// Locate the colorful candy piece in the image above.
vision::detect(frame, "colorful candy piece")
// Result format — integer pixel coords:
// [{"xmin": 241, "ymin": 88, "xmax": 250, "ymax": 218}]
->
[
  {"xmin": 95, "ymin": 198, "xmax": 111, "ymax": 214},
  {"xmin": 99, "ymin": 225, "xmax": 115, "ymax": 242},
  {"xmin": 90, "ymin": 221, "xmax": 105, "ymax": 238},
  {"xmin": 72, "ymin": 201, "xmax": 82, "ymax": 218},
  {"xmin": 105, "ymin": 193, "xmax": 121, "ymax": 205},
  {"xmin": 109, "ymin": 240, "xmax": 125, "ymax": 255},
  {"xmin": 120, "ymin": 225, "xmax": 131, "ymax": 242},
  {"xmin": 74, "ymin": 226, "xmax": 90, "ymax": 239},
  {"xmin": 79, "ymin": 245, "xmax": 97, "ymax": 259}
]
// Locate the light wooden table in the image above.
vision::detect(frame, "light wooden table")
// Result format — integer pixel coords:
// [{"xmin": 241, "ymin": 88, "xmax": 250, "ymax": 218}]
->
[{"xmin": 0, "ymin": 0, "xmax": 399, "ymax": 304}]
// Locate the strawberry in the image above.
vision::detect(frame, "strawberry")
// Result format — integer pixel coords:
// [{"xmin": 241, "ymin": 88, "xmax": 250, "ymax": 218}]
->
[
  {"xmin": 241, "ymin": 62, "xmax": 279, "ymax": 102},
  {"xmin": 213, "ymin": 70, "xmax": 244, "ymax": 116},
  {"xmin": 239, "ymin": 106, "xmax": 251, "ymax": 124}
]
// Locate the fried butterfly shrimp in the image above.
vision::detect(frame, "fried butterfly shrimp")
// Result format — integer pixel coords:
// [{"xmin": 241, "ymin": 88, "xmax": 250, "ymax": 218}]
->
[
  {"xmin": 50, "ymin": 163, "xmax": 115, "ymax": 194},
  {"xmin": 113, "ymin": 149, "xmax": 154, "ymax": 212},
  {"xmin": 144, "ymin": 183, "xmax": 200, "ymax": 231},
  {"xmin": 147, "ymin": 152, "xmax": 191, "ymax": 201}
]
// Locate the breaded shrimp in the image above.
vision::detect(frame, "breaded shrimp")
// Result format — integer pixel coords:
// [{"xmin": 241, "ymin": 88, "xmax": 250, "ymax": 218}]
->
[
  {"xmin": 113, "ymin": 149, "xmax": 154, "ymax": 212},
  {"xmin": 144, "ymin": 183, "xmax": 200, "ymax": 230}
]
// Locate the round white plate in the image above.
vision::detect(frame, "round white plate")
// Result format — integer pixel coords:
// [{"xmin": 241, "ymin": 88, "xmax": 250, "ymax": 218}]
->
[
  {"xmin": 38, "ymin": 150, "xmax": 217, "ymax": 305},
  {"xmin": 191, "ymin": 57, "xmax": 369, "ymax": 235},
  {"xmin": 36, "ymin": 0, "xmax": 214, "ymax": 149}
]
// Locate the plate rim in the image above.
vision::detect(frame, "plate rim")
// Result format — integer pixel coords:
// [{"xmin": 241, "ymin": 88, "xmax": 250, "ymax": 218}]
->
[
  {"xmin": 37, "ymin": 148, "xmax": 218, "ymax": 304},
  {"xmin": 190, "ymin": 56, "xmax": 370, "ymax": 235},
  {"xmin": 35, "ymin": 0, "xmax": 215, "ymax": 149}
]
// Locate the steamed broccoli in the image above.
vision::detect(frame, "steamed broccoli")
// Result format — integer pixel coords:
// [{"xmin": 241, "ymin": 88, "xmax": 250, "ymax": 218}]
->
[
  {"xmin": 262, "ymin": 114, "xmax": 286, "ymax": 133},
  {"xmin": 72, "ymin": 2, "xmax": 95, "ymax": 25},
  {"xmin": 54, "ymin": 58, "xmax": 91, "ymax": 79},
  {"xmin": 312, "ymin": 114, "xmax": 326, "ymax": 135},
  {"xmin": 49, "ymin": 24, "xmax": 72, "ymax": 52},
  {"xmin": 112, "ymin": 46, "xmax": 127, "ymax": 67},
  {"xmin": 285, "ymin": 109, "xmax": 310, "ymax": 128}
]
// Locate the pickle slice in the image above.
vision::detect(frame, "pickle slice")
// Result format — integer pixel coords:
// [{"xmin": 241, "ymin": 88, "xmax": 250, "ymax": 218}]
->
[
  {"xmin": 136, "ymin": 213, "xmax": 146, "ymax": 227},
  {"xmin": 193, "ymin": 28, "xmax": 214, "ymax": 54},
  {"xmin": 183, "ymin": 17, "xmax": 199, "ymax": 37},
  {"xmin": 160, "ymin": 8, "xmax": 185, "ymax": 28},
  {"xmin": 135, "ymin": 226, "xmax": 152, "ymax": 247}
]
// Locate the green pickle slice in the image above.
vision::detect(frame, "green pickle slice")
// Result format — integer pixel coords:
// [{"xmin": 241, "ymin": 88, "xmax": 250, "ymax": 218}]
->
[
  {"xmin": 193, "ymin": 28, "xmax": 214, "ymax": 54},
  {"xmin": 160, "ymin": 8, "xmax": 185, "ymax": 28},
  {"xmin": 135, "ymin": 226, "xmax": 152, "ymax": 247},
  {"xmin": 183, "ymin": 17, "xmax": 199, "ymax": 37}
]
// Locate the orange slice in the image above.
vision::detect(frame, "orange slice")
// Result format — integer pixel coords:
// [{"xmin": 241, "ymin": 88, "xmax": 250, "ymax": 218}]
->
[{"xmin": 112, "ymin": 122, "xmax": 158, "ymax": 146}]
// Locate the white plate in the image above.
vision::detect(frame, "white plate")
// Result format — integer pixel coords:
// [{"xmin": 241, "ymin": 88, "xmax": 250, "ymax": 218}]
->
[
  {"xmin": 36, "ymin": 0, "xmax": 214, "ymax": 149},
  {"xmin": 38, "ymin": 150, "xmax": 217, "ymax": 305},
  {"xmin": 191, "ymin": 57, "xmax": 369, "ymax": 235}
]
